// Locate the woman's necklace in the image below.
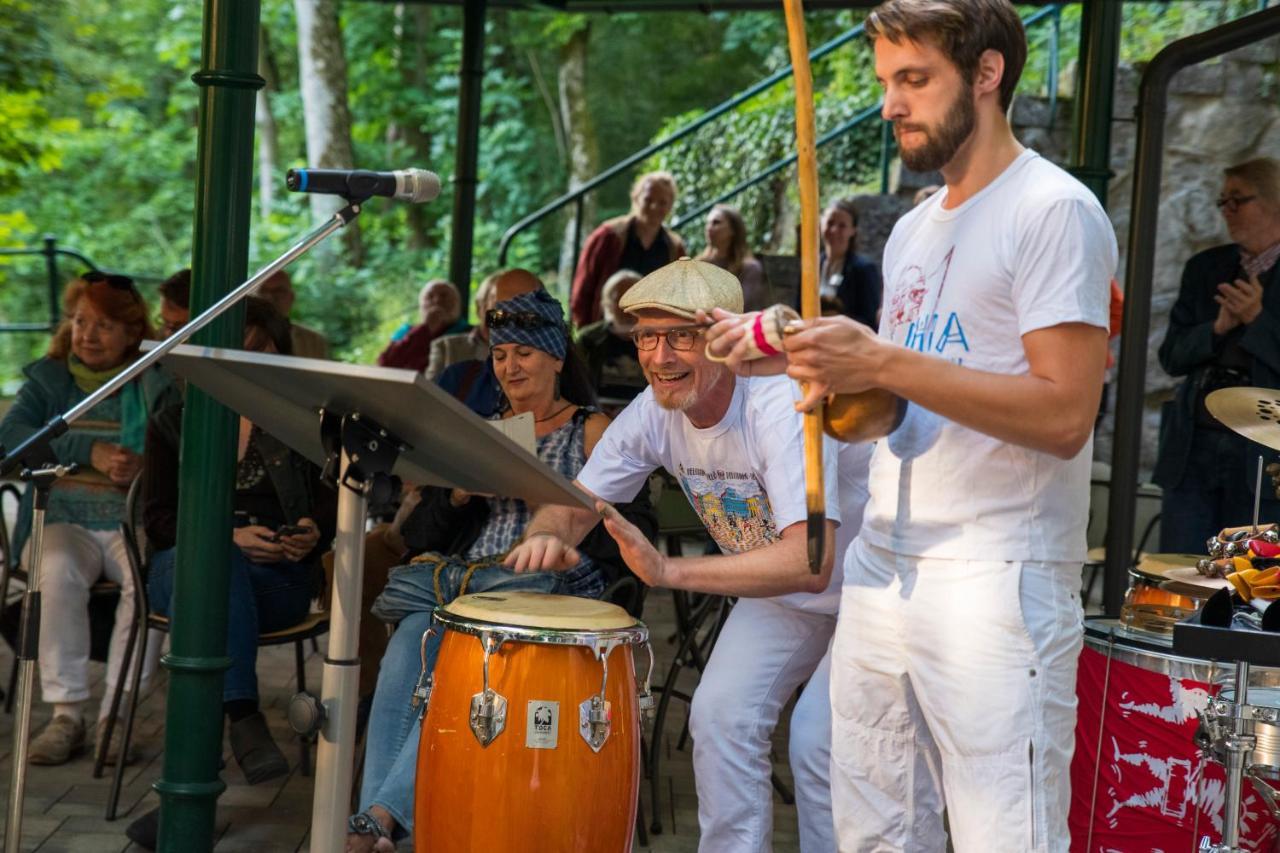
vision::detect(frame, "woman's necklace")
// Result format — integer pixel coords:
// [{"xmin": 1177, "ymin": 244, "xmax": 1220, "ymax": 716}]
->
[{"xmin": 534, "ymin": 402, "xmax": 575, "ymax": 423}]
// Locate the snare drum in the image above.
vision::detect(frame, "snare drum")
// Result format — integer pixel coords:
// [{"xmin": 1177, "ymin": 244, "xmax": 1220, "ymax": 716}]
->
[
  {"xmin": 414, "ymin": 592, "xmax": 652, "ymax": 853},
  {"xmin": 1207, "ymin": 687, "xmax": 1280, "ymax": 783},
  {"xmin": 1069, "ymin": 619, "xmax": 1280, "ymax": 851}
]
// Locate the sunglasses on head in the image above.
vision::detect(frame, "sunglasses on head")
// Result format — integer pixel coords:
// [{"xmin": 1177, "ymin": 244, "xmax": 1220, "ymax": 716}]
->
[
  {"xmin": 486, "ymin": 308, "xmax": 551, "ymax": 330},
  {"xmin": 82, "ymin": 270, "xmax": 137, "ymax": 292}
]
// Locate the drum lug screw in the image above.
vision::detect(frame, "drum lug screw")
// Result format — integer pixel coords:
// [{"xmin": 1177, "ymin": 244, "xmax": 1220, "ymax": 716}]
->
[
  {"xmin": 469, "ymin": 689, "xmax": 508, "ymax": 747},
  {"xmin": 579, "ymin": 696, "xmax": 612, "ymax": 752}
]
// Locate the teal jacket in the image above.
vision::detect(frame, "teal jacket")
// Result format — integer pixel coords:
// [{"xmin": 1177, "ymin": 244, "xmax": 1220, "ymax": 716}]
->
[{"xmin": 0, "ymin": 357, "xmax": 177, "ymax": 561}]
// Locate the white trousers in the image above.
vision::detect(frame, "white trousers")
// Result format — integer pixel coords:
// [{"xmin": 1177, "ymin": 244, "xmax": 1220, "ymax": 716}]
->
[
  {"xmin": 22, "ymin": 523, "xmax": 157, "ymax": 716},
  {"xmin": 829, "ymin": 540, "xmax": 1083, "ymax": 853},
  {"xmin": 689, "ymin": 596, "xmax": 837, "ymax": 853}
]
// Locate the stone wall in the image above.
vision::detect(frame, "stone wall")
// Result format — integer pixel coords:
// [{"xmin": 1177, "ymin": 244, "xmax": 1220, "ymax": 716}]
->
[{"xmin": 840, "ymin": 37, "xmax": 1280, "ymax": 480}]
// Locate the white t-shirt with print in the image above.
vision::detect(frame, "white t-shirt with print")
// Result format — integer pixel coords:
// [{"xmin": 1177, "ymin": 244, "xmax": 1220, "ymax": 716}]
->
[
  {"xmin": 863, "ymin": 149, "xmax": 1117, "ymax": 563},
  {"xmin": 578, "ymin": 374, "xmax": 871, "ymax": 614}
]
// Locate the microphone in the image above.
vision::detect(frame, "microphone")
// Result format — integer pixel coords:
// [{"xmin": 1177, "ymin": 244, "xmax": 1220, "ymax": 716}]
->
[{"xmin": 285, "ymin": 168, "xmax": 442, "ymax": 203}]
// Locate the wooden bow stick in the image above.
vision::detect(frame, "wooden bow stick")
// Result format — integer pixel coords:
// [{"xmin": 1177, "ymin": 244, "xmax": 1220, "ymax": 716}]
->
[{"xmin": 783, "ymin": 0, "xmax": 825, "ymax": 574}]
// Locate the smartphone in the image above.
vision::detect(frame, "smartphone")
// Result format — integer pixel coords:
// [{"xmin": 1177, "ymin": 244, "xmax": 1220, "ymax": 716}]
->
[{"xmin": 271, "ymin": 523, "xmax": 310, "ymax": 542}]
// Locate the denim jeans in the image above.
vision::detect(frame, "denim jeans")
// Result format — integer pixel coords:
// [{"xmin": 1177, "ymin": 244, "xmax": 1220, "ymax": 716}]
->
[
  {"xmin": 148, "ymin": 546, "xmax": 315, "ymax": 703},
  {"xmin": 359, "ymin": 556, "xmax": 594, "ymax": 836},
  {"xmin": 1160, "ymin": 429, "xmax": 1280, "ymax": 553}
]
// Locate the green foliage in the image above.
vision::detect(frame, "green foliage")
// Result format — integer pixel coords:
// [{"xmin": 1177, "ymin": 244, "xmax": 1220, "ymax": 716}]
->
[{"xmin": 0, "ymin": 0, "xmax": 1269, "ymax": 394}]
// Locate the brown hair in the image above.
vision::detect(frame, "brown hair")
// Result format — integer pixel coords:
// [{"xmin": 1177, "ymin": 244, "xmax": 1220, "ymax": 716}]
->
[
  {"xmin": 697, "ymin": 204, "xmax": 755, "ymax": 277},
  {"xmin": 866, "ymin": 0, "xmax": 1027, "ymax": 111},
  {"xmin": 630, "ymin": 171, "xmax": 678, "ymax": 208},
  {"xmin": 47, "ymin": 275, "xmax": 154, "ymax": 361},
  {"xmin": 158, "ymin": 268, "xmax": 191, "ymax": 309},
  {"xmin": 1225, "ymin": 157, "xmax": 1280, "ymax": 215}
]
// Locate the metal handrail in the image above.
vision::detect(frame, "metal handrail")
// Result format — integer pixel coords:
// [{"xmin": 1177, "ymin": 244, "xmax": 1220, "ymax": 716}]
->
[
  {"xmin": 0, "ymin": 236, "xmax": 159, "ymax": 334},
  {"xmin": 497, "ymin": 5, "xmax": 1062, "ymax": 269}
]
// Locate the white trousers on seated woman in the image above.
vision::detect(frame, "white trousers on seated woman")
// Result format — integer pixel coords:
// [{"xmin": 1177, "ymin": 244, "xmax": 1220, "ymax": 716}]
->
[
  {"xmin": 829, "ymin": 539, "xmax": 1083, "ymax": 852},
  {"xmin": 688, "ymin": 596, "xmax": 836, "ymax": 853},
  {"xmin": 22, "ymin": 523, "xmax": 158, "ymax": 717}
]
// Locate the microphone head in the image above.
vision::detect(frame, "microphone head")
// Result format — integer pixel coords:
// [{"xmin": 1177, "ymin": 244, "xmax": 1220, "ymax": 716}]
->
[{"xmin": 397, "ymin": 169, "xmax": 442, "ymax": 204}]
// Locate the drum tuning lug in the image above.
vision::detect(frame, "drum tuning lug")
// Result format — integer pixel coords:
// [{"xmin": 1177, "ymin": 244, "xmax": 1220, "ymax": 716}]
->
[
  {"xmin": 637, "ymin": 691, "xmax": 655, "ymax": 720},
  {"xmin": 287, "ymin": 690, "xmax": 326, "ymax": 738},
  {"xmin": 469, "ymin": 689, "xmax": 508, "ymax": 747},
  {"xmin": 579, "ymin": 696, "xmax": 612, "ymax": 752}
]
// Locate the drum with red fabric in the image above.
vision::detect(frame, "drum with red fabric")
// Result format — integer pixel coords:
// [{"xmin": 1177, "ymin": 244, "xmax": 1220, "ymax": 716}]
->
[{"xmin": 1069, "ymin": 619, "xmax": 1280, "ymax": 851}]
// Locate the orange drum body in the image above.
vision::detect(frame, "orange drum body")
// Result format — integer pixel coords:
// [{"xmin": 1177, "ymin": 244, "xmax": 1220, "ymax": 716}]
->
[{"xmin": 414, "ymin": 592, "xmax": 651, "ymax": 853}]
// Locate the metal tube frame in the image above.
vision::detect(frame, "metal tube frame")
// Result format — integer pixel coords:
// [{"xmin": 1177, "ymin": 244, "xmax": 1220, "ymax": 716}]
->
[{"xmin": 1105, "ymin": 5, "xmax": 1280, "ymax": 618}]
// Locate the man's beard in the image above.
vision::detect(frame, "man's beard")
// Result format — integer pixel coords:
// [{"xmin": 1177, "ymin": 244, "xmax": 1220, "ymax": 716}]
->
[{"xmin": 895, "ymin": 85, "xmax": 976, "ymax": 173}]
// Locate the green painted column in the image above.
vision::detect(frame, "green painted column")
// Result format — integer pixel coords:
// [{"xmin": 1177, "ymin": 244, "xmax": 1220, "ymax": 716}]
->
[
  {"xmin": 448, "ymin": 0, "xmax": 487, "ymax": 301},
  {"xmin": 1069, "ymin": 0, "xmax": 1122, "ymax": 209},
  {"xmin": 155, "ymin": 1, "xmax": 262, "ymax": 850}
]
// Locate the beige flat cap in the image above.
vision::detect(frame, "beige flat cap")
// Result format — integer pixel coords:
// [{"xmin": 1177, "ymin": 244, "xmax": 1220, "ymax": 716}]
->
[{"xmin": 619, "ymin": 257, "xmax": 744, "ymax": 321}]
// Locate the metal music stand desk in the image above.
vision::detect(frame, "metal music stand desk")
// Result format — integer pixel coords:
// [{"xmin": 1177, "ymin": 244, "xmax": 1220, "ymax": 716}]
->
[{"xmin": 158, "ymin": 343, "xmax": 594, "ymax": 853}]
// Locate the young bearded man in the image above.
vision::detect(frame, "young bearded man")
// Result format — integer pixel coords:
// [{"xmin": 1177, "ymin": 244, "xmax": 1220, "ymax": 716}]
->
[
  {"xmin": 506, "ymin": 258, "xmax": 871, "ymax": 852},
  {"xmin": 705, "ymin": 1, "xmax": 1117, "ymax": 849}
]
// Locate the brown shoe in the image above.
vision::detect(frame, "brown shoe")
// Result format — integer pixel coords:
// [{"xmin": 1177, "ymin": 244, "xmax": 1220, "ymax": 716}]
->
[
  {"xmin": 28, "ymin": 715, "xmax": 85, "ymax": 765},
  {"xmin": 95, "ymin": 717, "xmax": 140, "ymax": 766}
]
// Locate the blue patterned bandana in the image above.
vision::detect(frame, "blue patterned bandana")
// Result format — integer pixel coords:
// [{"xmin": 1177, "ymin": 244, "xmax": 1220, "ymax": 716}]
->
[{"xmin": 487, "ymin": 289, "xmax": 568, "ymax": 360}]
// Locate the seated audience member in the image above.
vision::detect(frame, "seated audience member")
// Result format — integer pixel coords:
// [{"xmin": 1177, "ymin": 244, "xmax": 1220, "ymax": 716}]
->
[
  {"xmin": 577, "ymin": 269, "xmax": 647, "ymax": 415},
  {"xmin": 436, "ymin": 269, "xmax": 542, "ymax": 415},
  {"xmin": 570, "ymin": 170, "xmax": 686, "ymax": 327},
  {"xmin": 0, "ymin": 272, "xmax": 175, "ymax": 766},
  {"xmin": 157, "ymin": 268, "xmax": 191, "ymax": 338},
  {"xmin": 143, "ymin": 297, "xmax": 337, "ymax": 784},
  {"xmin": 424, "ymin": 274, "xmax": 496, "ymax": 381},
  {"xmin": 796, "ymin": 197, "xmax": 882, "ymax": 328},
  {"xmin": 1155, "ymin": 157, "xmax": 1280, "ymax": 551},
  {"xmin": 346, "ymin": 288, "xmax": 655, "ymax": 850},
  {"xmin": 699, "ymin": 204, "xmax": 768, "ymax": 310},
  {"xmin": 378, "ymin": 279, "xmax": 461, "ymax": 372},
  {"xmin": 255, "ymin": 269, "xmax": 330, "ymax": 359}
]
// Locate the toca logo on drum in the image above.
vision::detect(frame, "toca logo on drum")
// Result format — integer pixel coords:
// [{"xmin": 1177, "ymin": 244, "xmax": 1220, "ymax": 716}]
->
[{"xmin": 526, "ymin": 701, "xmax": 559, "ymax": 749}]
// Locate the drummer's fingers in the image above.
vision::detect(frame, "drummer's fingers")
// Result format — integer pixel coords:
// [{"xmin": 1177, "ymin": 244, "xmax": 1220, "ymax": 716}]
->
[{"xmin": 792, "ymin": 377, "xmax": 830, "ymax": 413}]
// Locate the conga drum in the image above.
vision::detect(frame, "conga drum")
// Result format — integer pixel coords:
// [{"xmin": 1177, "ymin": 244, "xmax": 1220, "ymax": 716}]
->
[{"xmin": 414, "ymin": 592, "xmax": 652, "ymax": 852}]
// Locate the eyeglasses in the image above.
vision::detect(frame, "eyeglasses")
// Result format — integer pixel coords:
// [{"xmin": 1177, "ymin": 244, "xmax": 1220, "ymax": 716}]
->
[
  {"xmin": 486, "ymin": 308, "xmax": 551, "ymax": 330},
  {"xmin": 82, "ymin": 270, "xmax": 137, "ymax": 292},
  {"xmin": 1216, "ymin": 195, "xmax": 1257, "ymax": 213},
  {"xmin": 631, "ymin": 325, "xmax": 704, "ymax": 352}
]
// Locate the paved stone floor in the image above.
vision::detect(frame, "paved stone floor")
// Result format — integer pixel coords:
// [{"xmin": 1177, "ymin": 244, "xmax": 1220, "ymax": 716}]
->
[{"xmin": 0, "ymin": 586, "xmax": 805, "ymax": 852}]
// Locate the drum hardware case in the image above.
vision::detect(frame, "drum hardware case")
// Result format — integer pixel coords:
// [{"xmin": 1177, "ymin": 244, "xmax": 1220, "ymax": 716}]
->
[{"xmin": 1175, "ymin": 612, "xmax": 1280, "ymax": 851}]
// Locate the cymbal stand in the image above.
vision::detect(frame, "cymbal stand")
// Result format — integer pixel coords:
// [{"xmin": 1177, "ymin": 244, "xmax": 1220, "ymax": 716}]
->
[{"xmin": 1200, "ymin": 660, "xmax": 1252, "ymax": 853}]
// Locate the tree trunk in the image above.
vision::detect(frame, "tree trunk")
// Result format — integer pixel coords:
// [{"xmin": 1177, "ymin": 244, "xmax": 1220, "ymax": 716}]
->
[
  {"xmin": 556, "ymin": 23, "xmax": 598, "ymax": 297},
  {"xmin": 388, "ymin": 3, "xmax": 434, "ymax": 251},
  {"xmin": 255, "ymin": 24, "xmax": 280, "ymax": 221},
  {"xmin": 294, "ymin": 0, "xmax": 363, "ymax": 264}
]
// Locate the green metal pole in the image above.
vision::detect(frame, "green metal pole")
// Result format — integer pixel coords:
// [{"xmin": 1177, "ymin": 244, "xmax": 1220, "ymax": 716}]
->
[
  {"xmin": 1069, "ymin": 0, "xmax": 1122, "ymax": 209},
  {"xmin": 155, "ymin": 1, "xmax": 262, "ymax": 850},
  {"xmin": 448, "ymin": 0, "xmax": 486, "ymax": 303}
]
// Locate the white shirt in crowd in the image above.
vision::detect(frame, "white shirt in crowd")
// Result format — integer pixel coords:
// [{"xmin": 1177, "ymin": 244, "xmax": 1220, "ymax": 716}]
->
[
  {"xmin": 864, "ymin": 148, "xmax": 1118, "ymax": 564},
  {"xmin": 579, "ymin": 374, "xmax": 870, "ymax": 613}
]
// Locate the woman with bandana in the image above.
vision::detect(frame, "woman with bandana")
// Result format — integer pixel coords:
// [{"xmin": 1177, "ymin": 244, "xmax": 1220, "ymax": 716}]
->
[{"xmin": 346, "ymin": 289, "xmax": 654, "ymax": 851}]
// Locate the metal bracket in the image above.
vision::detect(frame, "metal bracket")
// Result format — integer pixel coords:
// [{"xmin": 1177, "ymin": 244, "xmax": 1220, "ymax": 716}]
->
[
  {"xmin": 637, "ymin": 640, "xmax": 656, "ymax": 721},
  {"xmin": 469, "ymin": 632, "xmax": 507, "ymax": 747},
  {"xmin": 319, "ymin": 410, "xmax": 407, "ymax": 502},
  {"xmin": 410, "ymin": 629, "xmax": 438, "ymax": 719},
  {"xmin": 579, "ymin": 641, "xmax": 614, "ymax": 752}
]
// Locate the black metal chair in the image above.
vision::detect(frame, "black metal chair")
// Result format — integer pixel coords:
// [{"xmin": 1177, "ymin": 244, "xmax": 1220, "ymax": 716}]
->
[{"xmin": 99, "ymin": 474, "xmax": 330, "ymax": 820}]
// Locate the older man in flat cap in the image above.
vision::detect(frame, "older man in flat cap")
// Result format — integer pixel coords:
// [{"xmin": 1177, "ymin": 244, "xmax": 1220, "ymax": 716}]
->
[{"xmin": 507, "ymin": 258, "xmax": 870, "ymax": 852}]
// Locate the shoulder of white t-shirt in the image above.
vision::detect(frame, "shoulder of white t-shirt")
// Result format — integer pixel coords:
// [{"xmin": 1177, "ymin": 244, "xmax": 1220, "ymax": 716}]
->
[
  {"xmin": 741, "ymin": 374, "xmax": 802, "ymax": 420},
  {"xmin": 1006, "ymin": 150, "xmax": 1105, "ymax": 214}
]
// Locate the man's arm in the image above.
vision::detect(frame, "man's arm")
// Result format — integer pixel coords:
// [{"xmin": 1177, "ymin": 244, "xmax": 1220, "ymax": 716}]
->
[
  {"xmin": 597, "ymin": 505, "xmax": 836, "ymax": 597},
  {"xmin": 784, "ymin": 316, "xmax": 1107, "ymax": 460},
  {"xmin": 506, "ymin": 480, "xmax": 607, "ymax": 571}
]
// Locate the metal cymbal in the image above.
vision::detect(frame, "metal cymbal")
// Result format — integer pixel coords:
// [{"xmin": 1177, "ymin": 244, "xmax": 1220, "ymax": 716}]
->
[{"xmin": 1205, "ymin": 387, "xmax": 1280, "ymax": 451}]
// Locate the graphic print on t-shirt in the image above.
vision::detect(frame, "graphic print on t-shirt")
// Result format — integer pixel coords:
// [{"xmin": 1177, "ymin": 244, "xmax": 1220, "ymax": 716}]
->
[
  {"xmin": 676, "ymin": 463, "xmax": 779, "ymax": 554},
  {"xmin": 885, "ymin": 245, "xmax": 970, "ymax": 362}
]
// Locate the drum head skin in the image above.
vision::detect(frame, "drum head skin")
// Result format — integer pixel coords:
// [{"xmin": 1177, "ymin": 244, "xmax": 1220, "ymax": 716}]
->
[{"xmin": 441, "ymin": 591, "xmax": 638, "ymax": 631}]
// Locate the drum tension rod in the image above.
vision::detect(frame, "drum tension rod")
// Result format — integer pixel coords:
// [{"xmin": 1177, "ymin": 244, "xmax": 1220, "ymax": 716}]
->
[
  {"xmin": 469, "ymin": 633, "xmax": 507, "ymax": 747},
  {"xmin": 580, "ymin": 641, "xmax": 615, "ymax": 753}
]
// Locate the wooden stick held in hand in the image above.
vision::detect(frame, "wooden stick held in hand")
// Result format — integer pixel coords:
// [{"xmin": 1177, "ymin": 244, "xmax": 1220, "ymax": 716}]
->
[{"xmin": 783, "ymin": 0, "xmax": 825, "ymax": 574}]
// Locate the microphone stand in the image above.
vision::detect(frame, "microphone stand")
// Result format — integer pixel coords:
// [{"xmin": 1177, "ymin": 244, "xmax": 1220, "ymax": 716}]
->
[{"xmin": 0, "ymin": 199, "xmax": 365, "ymax": 852}]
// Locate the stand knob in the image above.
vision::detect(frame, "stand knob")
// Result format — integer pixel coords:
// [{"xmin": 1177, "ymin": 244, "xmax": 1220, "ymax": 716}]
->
[{"xmin": 288, "ymin": 691, "xmax": 326, "ymax": 737}]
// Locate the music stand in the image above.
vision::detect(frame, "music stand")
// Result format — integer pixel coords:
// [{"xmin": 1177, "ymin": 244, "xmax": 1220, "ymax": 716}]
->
[{"xmin": 158, "ymin": 343, "xmax": 594, "ymax": 853}]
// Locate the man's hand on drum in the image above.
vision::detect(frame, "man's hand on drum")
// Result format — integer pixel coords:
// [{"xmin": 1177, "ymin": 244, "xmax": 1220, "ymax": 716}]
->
[
  {"xmin": 783, "ymin": 314, "xmax": 886, "ymax": 411},
  {"xmin": 506, "ymin": 532, "xmax": 582, "ymax": 573},
  {"xmin": 596, "ymin": 501, "xmax": 670, "ymax": 588}
]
